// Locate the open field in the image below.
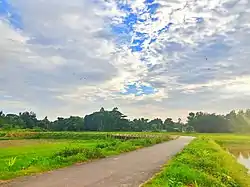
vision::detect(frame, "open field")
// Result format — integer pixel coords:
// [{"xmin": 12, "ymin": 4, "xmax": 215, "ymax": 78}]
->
[
  {"xmin": 0, "ymin": 131, "xmax": 172, "ymax": 181},
  {"xmin": 213, "ymin": 135, "xmax": 250, "ymax": 160},
  {"xmin": 143, "ymin": 134, "xmax": 250, "ymax": 187}
]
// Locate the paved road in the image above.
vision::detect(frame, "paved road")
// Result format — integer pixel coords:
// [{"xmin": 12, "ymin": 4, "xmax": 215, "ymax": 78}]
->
[{"xmin": 1, "ymin": 136, "xmax": 194, "ymax": 187}]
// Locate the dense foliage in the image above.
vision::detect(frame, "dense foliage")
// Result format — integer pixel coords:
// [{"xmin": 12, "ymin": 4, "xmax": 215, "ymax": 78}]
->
[{"xmin": 1, "ymin": 108, "xmax": 250, "ymax": 133}]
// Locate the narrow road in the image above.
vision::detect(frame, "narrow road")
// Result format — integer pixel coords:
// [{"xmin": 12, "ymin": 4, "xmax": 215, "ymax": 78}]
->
[{"xmin": 2, "ymin": 136, "xmax": 194, "ymax": 187}]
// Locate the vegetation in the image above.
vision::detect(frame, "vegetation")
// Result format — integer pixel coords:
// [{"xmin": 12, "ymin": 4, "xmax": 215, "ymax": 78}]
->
[
  {"xmin": 1, "ymin": 107, "xmax": 250, "ymax": 185},
  {"xmin": 143, "ymin": 137, "xmax": 250, "ymax": 187},
  {"xmin": 213, "ymin": 135, "xmax": 250, "ymax": 159},
  {"xmin": 1, "ymin": 108, "xmax": 250, "ymax": 133},
  {"xmin": 0, "ymin": 131, "xmax": 110, "ymax": 140},
  {"xmin": 0, "ymin": 134, "xmax": 171, "ymax": 180}
]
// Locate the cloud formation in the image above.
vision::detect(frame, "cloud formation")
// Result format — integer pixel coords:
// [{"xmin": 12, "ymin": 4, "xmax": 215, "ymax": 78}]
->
[{"xmin": 1, "ymin": 0, "xmax": 250, "ymax": 120}]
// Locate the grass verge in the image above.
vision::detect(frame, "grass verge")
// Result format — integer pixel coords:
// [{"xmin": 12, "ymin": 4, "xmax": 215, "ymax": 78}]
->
[
  {"xmin": 0, "ymin": 135, "xmax": 171, "ymax": 180},
  {"xmin": 143, "ymin": 137, "xmax": 250, "ymax": 187}
]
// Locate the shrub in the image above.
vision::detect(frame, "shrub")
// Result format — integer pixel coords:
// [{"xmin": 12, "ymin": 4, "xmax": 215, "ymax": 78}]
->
[
  {"xmin": 53, "ymin": 147, "xmax": 87, "ymax": 158},
  {"xmin": 52, "ymin": 147, "xmax": 105, "ymax": 160},
  {"xmin": 83, "ymin": 148, "xmax": 105, "ymax": 159},
  {"xmin": 0, "ymin": 131, "xmax": 7, "ymax": 137}
]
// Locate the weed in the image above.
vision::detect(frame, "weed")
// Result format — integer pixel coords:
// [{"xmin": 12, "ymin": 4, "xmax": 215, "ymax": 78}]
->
[{"xmin": 6, "ymin": 157, "xmax": 17, "ymax": 171}]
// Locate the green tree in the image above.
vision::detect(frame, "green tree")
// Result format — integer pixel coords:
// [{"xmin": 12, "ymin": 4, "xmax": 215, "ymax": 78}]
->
[
  {"xmin": 19, "ymin": 111, "xmax": 37, "ymax": 129},
  {"xmin": 149, "ymin": 118, "xmax": 163, "ymax": 131},
  {"xmin": 187, "ymin": 112, "xmax": 231, "ymax": 133}
]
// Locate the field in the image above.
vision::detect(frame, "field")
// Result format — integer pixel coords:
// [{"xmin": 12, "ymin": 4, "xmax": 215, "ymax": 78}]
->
[
  {"xmin": 2, "ymin": 131, "xmax": 250, "ymax": 186},
  {"xmin": 143, "ymin": 134, "xmax": 250, "ymax": 187},
  {"xmin": 0, "ymin": 131, "xmax": 172, "ymax": 180}
]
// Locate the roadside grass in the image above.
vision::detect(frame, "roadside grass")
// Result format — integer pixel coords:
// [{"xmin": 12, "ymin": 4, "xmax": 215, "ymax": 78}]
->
[
  {"xmin": 143, "ymin": 137, "xmax": 250, "ymax": 187},
  {"xmin": 0, "ymin": 135, "xmax": 171, "ymax": 180}
]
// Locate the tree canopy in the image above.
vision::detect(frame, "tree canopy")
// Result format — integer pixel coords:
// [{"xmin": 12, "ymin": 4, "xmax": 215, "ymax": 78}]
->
[{"xmin": 1, "ymin": 107, "xmax": 250, "ymax": 133}]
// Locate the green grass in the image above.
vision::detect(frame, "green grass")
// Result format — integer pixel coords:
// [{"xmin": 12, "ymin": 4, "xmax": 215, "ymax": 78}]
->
[
  {"xmin": 0, "ymin": 135, "xmax": 171, "ymax": 180},
  {"xmin": 0, "ymin": 131, "xmax": 174, "ymax": 141},
  {"xmin": 143, "ymin": 137, "xmax": 250, "ymax": 187},
  {"xmin": 0, "ymin": 131, "xmax": 110, "ymax": 140},
  {"xmin": 211, "ymin": 135, "xmax": 250, "ymax": 159},
  {"xmin": 0, "ymin": 139, "xmax": 104, "ymax": 180}
]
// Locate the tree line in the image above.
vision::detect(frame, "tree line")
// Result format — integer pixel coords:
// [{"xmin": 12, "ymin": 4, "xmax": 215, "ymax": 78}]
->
[{"xmin": 1, "ymin": 108, "xmax": 250, "ymax": 133}]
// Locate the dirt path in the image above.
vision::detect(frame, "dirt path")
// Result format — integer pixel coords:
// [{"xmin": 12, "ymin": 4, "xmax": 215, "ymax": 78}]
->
[{"xmin": 1, "ymin": 136, "xmax": 194, "ymax": 187}]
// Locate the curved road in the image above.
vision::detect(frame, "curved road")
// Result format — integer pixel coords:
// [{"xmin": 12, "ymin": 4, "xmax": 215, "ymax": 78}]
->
[{"xmin": 1, "ymin": 136, "xmax": 194, "ymax": 187}]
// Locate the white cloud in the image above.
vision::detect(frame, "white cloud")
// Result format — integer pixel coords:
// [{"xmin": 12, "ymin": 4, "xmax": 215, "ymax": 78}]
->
[{"xmin": 0, "ymin": 0, "xmax": 250, "ymax": 120}]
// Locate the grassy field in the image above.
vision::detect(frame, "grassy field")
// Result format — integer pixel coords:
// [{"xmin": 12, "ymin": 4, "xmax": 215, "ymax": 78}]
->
[
  {"xmin": 0, "ymin": 132, "xmax": 172, "ymax": 180},
  {"xmin": 0, "ymin": 131, "xmax": 172, "ymax": 140},
  {"xmin": 143, "ymin": 135, "xmax": 250, "ymax": 187},
  {"xmin": 213, "ymin": 135, "xmax": 250, "ymax": 159}
]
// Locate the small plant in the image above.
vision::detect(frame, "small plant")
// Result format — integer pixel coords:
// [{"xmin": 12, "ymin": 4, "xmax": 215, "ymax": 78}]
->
[
  {"xmin": 194, "ymin": 181, "xmax": 199, "ymax": 187},
  {"xmin": 83, "ymin": 148, "xmax": 105, "ymax": 159},
  {"xmin": 53, "ymin": 147, "xmax": 85, "ymax": 158},
  {"xmin": 6, "ymin": 157, "xmax": 17, "ymax": 171},
  {"xmin": 95, "ymin": 142, "xmax": 110, "ymax": 149},
  {"xmin": 167, "ymin": 178, "xmax": 183, "ymax": 186}
]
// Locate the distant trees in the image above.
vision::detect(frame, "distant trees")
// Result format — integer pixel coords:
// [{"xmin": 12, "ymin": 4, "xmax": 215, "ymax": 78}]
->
[
  {"xmin": 131, "ymin": 118, "xmax": 149, "ymax": 132},
  {"xmin": 84, "ymin": 107, "xmax": 129, "ymax": 131},
  {"xmin": 186, "ymin": 110, "xmax": 250, "ymax": 133},
  {"xmin": 186, "ymin": 112, "xmax": 231, "ymax": 133},
  {"xmin": 225, "ymin": 110, "xmax": 250, "ymax": 133},
  {"xmin": 19, "ymin": 111, "xmax": 37, "ymax": 129},
  {"xmin": 1, "ymin": 108, "xmax": 250, "ymax": 133},
  {"xmin": 51, "ymin": 116, "xmax": 84, "ymax": 131},
  {"xmin": 0, "ymin": 111, "xmax": 84, "ymax": 132},
  {"xmin": 163, "ymin": 118, "xmax": 177, "ymax": 132}
]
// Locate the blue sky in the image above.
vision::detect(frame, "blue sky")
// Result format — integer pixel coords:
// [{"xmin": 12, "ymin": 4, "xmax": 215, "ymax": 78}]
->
[{"xmin": 1, "ymin": 0, "xmax": 250, "ymax": 120}]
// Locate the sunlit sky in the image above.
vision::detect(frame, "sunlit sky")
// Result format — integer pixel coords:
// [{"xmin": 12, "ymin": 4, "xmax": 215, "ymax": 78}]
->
[{"xmin": 1, "ymin": 0, "xmax": 250, "ymax": 120}]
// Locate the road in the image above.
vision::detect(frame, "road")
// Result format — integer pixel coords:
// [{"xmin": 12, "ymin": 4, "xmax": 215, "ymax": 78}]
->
[{"xmin": 1, "ymin": 136, "xmax": 194, "ymax": 187}]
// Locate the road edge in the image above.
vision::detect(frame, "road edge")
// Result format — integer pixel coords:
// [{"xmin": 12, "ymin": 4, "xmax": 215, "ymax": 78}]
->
[{"xmin": 139, "ymin": 136, "xmax": 195, "ymax": 187}]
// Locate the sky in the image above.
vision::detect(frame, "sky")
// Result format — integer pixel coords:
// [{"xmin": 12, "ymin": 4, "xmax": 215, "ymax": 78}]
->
[{"xmin": 0, "ymin": 0, "xmax": 250, "ymax": 121}]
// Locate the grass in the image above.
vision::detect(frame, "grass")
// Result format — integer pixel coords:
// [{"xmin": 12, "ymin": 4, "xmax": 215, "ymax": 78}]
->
[
  {"xmin": 143, "ymin": 137, "xmax": 250, "ymax": 187},
  {"xmin": 0, "ymin": 131, "xmax": 174, "ymax": 141},
  {"xmin": 0, "ymin": 131, "xmax": 110, "ymax": 140},
  {"xmin": 0, "ymin": 134, "xmax": 172, "ymax": 180},
  {"xmin": 212, "ymin": 135, "xmax": 250, "ymax": 159}
]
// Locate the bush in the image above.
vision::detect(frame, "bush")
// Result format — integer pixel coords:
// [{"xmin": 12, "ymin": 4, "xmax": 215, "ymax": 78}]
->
[
  {"xmin": 53, "ymin": 147, "xmax": 86, "ymax": 158},
  {"xmin": 95, "ymin": 140, "xmax": 119, "ymax": 149},
  {"xmin": 0, "ymin": 131, "xmax": 7, "ymax": 137},
  {"xmin": 52, "ymin": 147, "xmax": 105, "ymax": 160},
  {"xmin": 83, "ymin": 148, "xmax": 105, "ymax": 159}
]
